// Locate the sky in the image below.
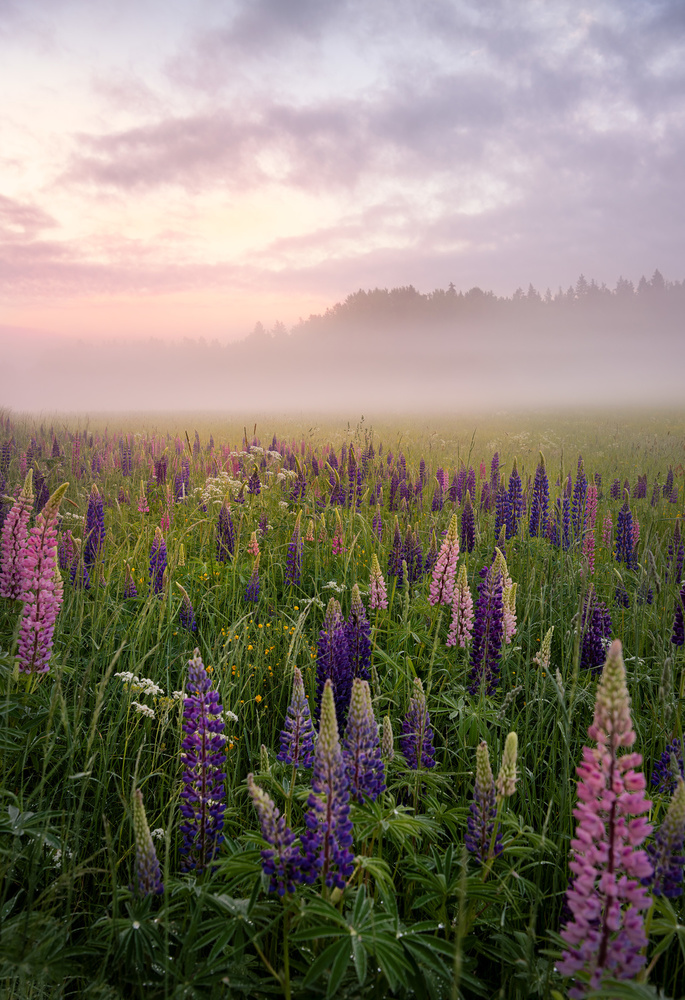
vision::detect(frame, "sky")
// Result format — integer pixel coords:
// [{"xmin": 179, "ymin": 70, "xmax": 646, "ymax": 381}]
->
[{"xmin": 1, "ymin": 0, "xmax": 684, "ymax": 347}]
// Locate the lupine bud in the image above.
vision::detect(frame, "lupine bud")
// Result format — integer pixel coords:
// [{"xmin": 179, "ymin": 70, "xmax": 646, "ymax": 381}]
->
[
  {"xmin": 247, "ymin": 774, "xmax": 303, "ymax": 896},
  {"xmin": 342, "ymin": 678, "xmax": 385, "ymax": 803},
  {"xmin": 495, "ymin": 732, "xmax": 518, "ymax": 801},
  {"xmin": 646, "ymin": 777, "xmax": 685, "ymax": 897},
  {"xmin": 400, "ymin": 677, "xmax": 436, "ymax": 770},
  {"xmin": 465, "ymin": 741, "xmax": 502, "ymax": 864},
  {"xmin": 176, "ymin": 582, "xmax": 197, "ymax": 632},
  {"xmin": 278, "ymin": 666, "xmax": 315, "ymax": 768},
  {"xmin": 381, "ymin": 715, "xmax": 394, "ymax": 760},
  {"xmin": 132, "ymin": 788, "xmax": 164, "ymax": 896},
  {"xmin": 533, "ymin": 626, "xmax": 554, "ymax": 670}
]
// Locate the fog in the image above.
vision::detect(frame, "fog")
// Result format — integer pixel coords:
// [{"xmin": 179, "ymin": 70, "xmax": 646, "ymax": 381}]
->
[{"xmin": 1, "ymin": 279, "xmax": 682, "ymax": 415}]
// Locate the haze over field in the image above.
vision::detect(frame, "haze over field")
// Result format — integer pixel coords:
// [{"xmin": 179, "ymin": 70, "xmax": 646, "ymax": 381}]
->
[{"xmin": 1, "ymin": 0, "xmax": 684, "ymax": 411}]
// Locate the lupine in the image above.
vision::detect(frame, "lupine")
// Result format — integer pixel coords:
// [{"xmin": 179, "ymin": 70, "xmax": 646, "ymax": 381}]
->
[
  {"xmin": 529, "ymin": 454, "xmax": 549, "ymax": 538},
  {"xmin": 601, "ymin": 511, "xmax": 612, "ymax": 549},
  {"xmin": 468, "ymin": 556, "xmax": 505, "ymax": 696},
  {"xmin": 132, "ymin": 788, "xmax": 164, "ymax": 896},
  {"xmin": 429, "ymin": 512, "xmax": 459, "ymax": 606},
  {"xmin": 16, "ymin": 483, "xmax": 69, "ymax": 675},
  {"xmin": 465, "ymin": 741, "xmax": 502, "ymax": 865},
  {"xmin": 616, "ymin": 498, "xmax": 636, "ymax": 570},
  {"xmin": 381, "ymin": 715, "xmax": 394, "ymax": 760},
  {"xmin": 646, "ymin": 777, "xmax": 685, "ymax": 898},
  {"xmin": 400, "ymin": 677, "xmax": 436, "ymax": 770},
  {"xmin": 247, "ymin": 530, "xmax": 260, "ymax": 556},
  {"xmin": 506, "ymin": 459, "xmax": 524, "ymax": 539},
  {"xmin": 300, "ymin": 679, "xmax": 354, "ymax": 889},
  {"xmin": 179, "ymin": 649, "xmax": 226, "ymax": 873},
  {"xmin": 369, "ymin": 553, "xmax": 388, "ymax": 610},
  {"xmin": 216, "ymin": 499, "xmax": 234, "ymax": 562},
  {"xmin": 83, "ymin": 483, "xmax": 105, "ymax": 575},
  {"xmin": 245, "ymin": 553, "xmax": 260, "ymax": 603},
  {"xmin": 558, "ymin": 640, "xmax": 653, "ymax": 995},
  {"xmin": 447, "ymin": 563, "xmax": 474, "ymax": 648},
  {"xmin": 0, "ymin": 469, "xmax": 33, "ymax": 600},
  {"xmin": 651, "ymin": 739, "xmax": 684, "ymax": 794},
  {"xmin": 387, "ymin": 516, "xmax": 403, "ymax": 583},
  {"xmin": 671, "ymin": 581, "xmax": 685, "ymax": 647},
  {"xmin": 346, "ymin": 584, "xmax": 371, "ymax": 682},
  {"xmin": 460, "ymin": 490, "xmax": 475, "ymax": 552},
  {"xmin": 571, "ymin": 458, "xmax": 588, "ymax": 540},
  {"xmin": 176, "ymin": 583, "xmax": 197, "ymax": 632},
  {"xmin": 278, "ymin": 665, "xmax": 316, "ymax": 768},
  {"xmin": 579, "ymin": 586, "xmax": 612, "ymax": 674},
  {"xmin": 284, "ymin": 510, "xmax": 303, "ymax": 587},
  {"xmin": 533, "ymin": 625, "xmax": 554, "ymax": 670},
  {"xmin": 247, "ymin": 774, "xmax": 303, "ymax": 896},
  {"xmin": 495, "ymin": 732, "xmax": 518, "ymax": 801},
  {"xmin": 372, "ymin": 503, "xmax": 383, "ymax": 540},
  {"xmin": 149, "ymin": 527, "xmax": 167, "ymax": 594},
  {"xmin": 123, "ymin": 562, "xmax": 138, "ymax": 599},
  {"xmin": 342, "ymin": 678, "xmax": 385, "ymax": 803},
  {"xmin": 315, "ymin": 598, "xmax": 352, "ymax": 731}
]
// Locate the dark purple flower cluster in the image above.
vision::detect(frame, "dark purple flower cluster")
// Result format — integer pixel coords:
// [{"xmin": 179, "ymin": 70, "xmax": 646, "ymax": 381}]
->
[
  {"xmin": 216, "ymin": 501, "xmax": 235, "ymax": 562},
  {"xmin": 400, "ymin": 677, "xmax": 436, "ymax": 770},
  {"xmin": 571, "ymin": 458, "xmax": 587, "ymax": 540},
  {"xmin": 652, "ymin": 739, "xmax": 684, "ymax": 794},
  {"xmin": 665, "ymin": 520, "xmax": 684, "ymax": 583},
  {"xmin": 245, "ymin": 559, "xmax": 260, "ymax": 602},
  {"xmin": 460, "ymin": 491, "xmax": 475, "ymax": 553},
  {"xmin": 178, "ymin": 584, "xmax": 197, "ymax": 632},
  {"xmin": 579, "ymin": 587, "xmax": 612, "ymax": 674},
  {"xmin": 284, "ymin": 512, "xmax": 303, "ymax": 587},
  {"xmin": 278, "ymin": 666, "xmax": 316, "ymax": 768},
  {"xmin": 616, "ymin": 500, "xmax": 637, "ymax": 570},
  {"xmin": 149, "ymin": 528, "xmax": 167, "ymax": 594},
  {"xmin": 343, "ymin": 678, "xmax": 385, "ymax": 803},
  {"xmin": 387, "ymin": 517, "xmax": 404, "ymax": 583},
  {"xmin": 528, "ymin": 455, "xmax": 549, "ymax": 538},
  {"xmin": 248, "ymin": 774, "xmax": 303, "ymax": 896},
  {"xmin": 465, "ymin": 741, "xmax": 502, "ymax": 865},
  {"xmin": 83, "ymin": 484, "xmax": 105, "ymax": 572},
  {"xmin": 671, "ymin": 582, "xmax": 685, "ymax": 647},
  {"xmin": 155, "ymin": 455, "xmax": 168, "ymax": 485},
  {"xmin": 248, "ymin": 468, "xmax": 261, "ymax": 495},
  {"xmin": 180, "ymin": 649, "xmax": 226, "ymax": 873},
  {"xmin": 645, "ymin": 779, "xmax": 685, "ymax": 898},
  {"xmin": 132, "ymin": 789, "xmax": 164, "ymax": 897},
  {"xmin": 468, "ymin": 561, "xmax": 505, "ymax": 696},
  {"xmin": 505, "ymin": 460, "xmax": 524, "ymax": 539}
]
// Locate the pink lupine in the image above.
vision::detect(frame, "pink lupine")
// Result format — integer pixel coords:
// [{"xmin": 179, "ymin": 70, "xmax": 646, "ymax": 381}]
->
[
  {"xmin": 247, "ymin": 530, "xmax": 260, "ymax": 556},
  {"xmin": 558, "ymin": 640, "xmax": 653, "ymax": 996},
  {"xmin": 631, "ymin": 518, "xmax": 640, "ymax": 551},
  {"xmin": 0, "ymin": 469, "xmax": 34, "ymax": 600},
  {"xmin": 584, "ymin": 485, "xmax": 598, "ymax": 531},
  {"xmin": 369, "ymin": 553, "xmax": 388, "ymax": 610},
  {"xmin": 446, "ymin": 563, "xmax": 474, "ymax": 647},
  {"xmin": 601, "ymin": 512, "xmax": 612, "ymax": 549},
  {"xmin": 16, "ymin": 483, "xmax": 69, "ymax": 675},
  {"xmin": 429, "ymin": 513, "xmax": 460, "ymax": 606},
  {"xmin": 583, "ymin": 531, "xmax": 596, "ymax": 575}
]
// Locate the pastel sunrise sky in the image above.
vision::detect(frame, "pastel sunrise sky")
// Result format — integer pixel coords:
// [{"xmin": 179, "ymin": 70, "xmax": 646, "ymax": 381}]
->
[{"xmin": 1, "ymin": 0, "xmax": 684, "ymax": 344}]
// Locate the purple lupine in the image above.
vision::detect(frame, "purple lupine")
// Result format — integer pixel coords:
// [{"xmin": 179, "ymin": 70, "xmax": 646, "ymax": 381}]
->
[
  {"xmin": 0, "ymin": 469, "xmax": 34, "ymax": 600},
  {"xmin": 57, "ymin": 530, "xmax": 76, "ymax": 571},
  {"xmin": 663, "ymin": 467, "xmax": 674, "ymax": 498},
  {"xmin": 447, "ymin": 563, "xmax": 474, "ymax": 648},
  {"xmin": 671, "ymin": 581, "xmax": 685, "ymax": 647},
  {"xmin": 372, "ymin": 503, "xmax": 383, "ymax": 540},
  {"xmin": 300, "ymin": 679, "xmax": 354, "ymax": 889},
  {"xmin": 494, "ymin": 476, "xmax": 508, "ymax": 539},
  {"xmin": 423, "ymin": 529, "xmax": 438, "ymax": 575},
  {"xmin": 343, "ymin": 678, "xmax": 385, "ymax": 803},
  {"xmin": 132, "ymin": 788, "xmax": 164, "ymax": 896},
  {"xmin": 123, "ymin": 562, "xmax": 138, "ymax": 599},
  {"xmin": 468, "ymin": 557, "xmax": 505, "ymax": 696},
  {"xmin": 646, "ymin": 777, "xmax": 685, "ymax": 898},
  {"xmin": 616, "ymin": 498, "xmax": 636, "ymax": 570},
  {"xmin": 346, "ymin": 584, "xmax": 371, "ymax": 682},
  {"xmin": 16, "ymin": 482, "xmax": 69, "ymax": 675},
  {"xmin": 465, "ymin": 740, "xmax": 502, "ymax": 865},
  {"xmin": 278, "ymin": 666, "xmax": 316, "ymax": 768},
  {"xmin": 571, "ymin": 457, "xmax": 588, "ymax": 541},
  {"xmin": 558, "ymin": 640, "xmax": 653, "ymax": 995},
  {"xmin": 400, "ymin": 677, "xmax": 436, "ymax": 770},
  {"xmin": 579, "ymin": 586, "xmax": 613, "ymax": 675},
  {"xmin": 652, "ymin": 739, "xmax": 684, "ymax": 794},
  {"xmin": 665, "ymin": 519, "xmax": 684, "ymax": 583},
  {"xmin": 460, "ymin": 490, "xmax": 475, "ymax": 553},
  {"xmin": 245, "ymin": 553, "xmax": 260, "ymax": 603},
  {"xmin": 216, "ymin": 500, "xmax": 234, "ymax": 562},
  {"xmin": 177, "ymin": 583, "xmax": 197, "ymax": 632},
  {"xmin": 83, "ymin": 483, "xmax": 105, "ymax": 572},
  {"xmin": 528, "ymin": 454, "xmax": 549, "ymax": 538},
  {"xmin": 505, "ymin": 459, "xmax": 524, "ymax": 539},
  {"xmin": 369, "ymin": 553, "xmax": 388, "ymax": 610},
  {"xmin": 179, "ymin": 649, "xmax": 226, "ymax": 873},
  {"xmin": 248, "ymin": 468, "xmax": 261, "ymax": 495},
  {"xmin": 149, "ymin": 528, "xmax": 167, "ymax": 594},
  {"xmin": 431, "ymin": 478, "xmax": 444, "ymax": 512},
  {"xmin": 387, "ymin": 516, "xmax": 403, "ymax": 583},
  {"xmin": 429, "ymin": 513, "xmax": 459, "ymax": 606},
  {"xmin": 70, "ymin": 543, "xmax": 90, "ymax": 590},
  {"xmin": 284, "ymin": 511, "xmax": 303, "ymax": 587},
  {"xmin": 315, "ymin": 598, "xmax": 352, "ymax": 732},
  {"xmin": 247, "ymin": 773, "xmax": 303, "ymax": 896}
]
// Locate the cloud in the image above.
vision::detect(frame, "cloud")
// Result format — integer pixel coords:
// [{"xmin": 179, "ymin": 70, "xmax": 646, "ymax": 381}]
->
[{"xmin": 0, "ymin": 194, "xmax": 57, "ymax": 241}]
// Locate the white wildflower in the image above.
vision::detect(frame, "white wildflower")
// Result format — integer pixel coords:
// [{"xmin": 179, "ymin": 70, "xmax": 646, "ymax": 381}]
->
[{"xmin": 131, "ymin": 702, "xmax": 155, "ymax": 719}]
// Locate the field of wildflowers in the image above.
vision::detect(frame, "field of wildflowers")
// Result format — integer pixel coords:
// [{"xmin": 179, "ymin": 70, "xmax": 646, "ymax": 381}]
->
[{"xmin": 1, "ymin": 409, "xmax": 685, "ymax": 999}]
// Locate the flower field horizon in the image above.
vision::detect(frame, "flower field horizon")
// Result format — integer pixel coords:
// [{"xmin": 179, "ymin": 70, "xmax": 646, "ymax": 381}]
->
[{"xmin": 1, "ymin": 406, "xmax": 685, "ymax": 1000}]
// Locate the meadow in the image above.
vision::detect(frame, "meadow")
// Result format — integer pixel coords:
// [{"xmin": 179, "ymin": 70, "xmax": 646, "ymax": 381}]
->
[{"xmin": 1, "ymin": 408, "xmax": 684, "ymax": 1000}]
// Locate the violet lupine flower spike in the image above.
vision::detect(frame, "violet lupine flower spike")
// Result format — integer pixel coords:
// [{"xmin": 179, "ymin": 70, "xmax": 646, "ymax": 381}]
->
[
  {"xmin": 460, "ymin": 490, "xmax": 475, "ymax": 553},
  {"xmin": 149, "ymin": 527, "xmax": 167, "ymax": 595},
  {"xmin": 278, "ymin": 665, "xmax": 316, "ymax": 768},
  {"xmin": 83, "ymin": 483, "xmax": 105, "ymax": 575},
  {"xmin": 468, "ymin": 557, "xmax": 505, "ymax": 696},
  {"xmin": 247, "ymin": 774, "xmax": 303, "ymax": 896},
  {"xmin": 558, "ymin": 640, "xmax": 653, "ymax": 996},
  {"xmin": 285, "ymin": 510, "xmax": 303, "ymax": 587},
  {"xmin": 447, "ymin": 563, "xmax": 474, "ymax": 648},
  {"xmin": 369, "ymin": 553, "xmax": 388, "ymax": 610},
  {"xmin": 300, "ymin": 679, "xmax": 355, "ymax": 889},
  {"xmin": 429, "ymin": 512, "xmax": 460, "ymax": 606},
  {"xmin": 342, "ymin": 678, "xmax": 385, "ymax": 803},
  {"xmin": 16, "ymin": 482, "xmax": 69, "ymax": 675},
  {"xmin": 245, "ymin": 552, "xmax": 260, "ymax": 603},
  {"xmin": 176, "ymin": 582, "xmax": 197, "ymax": 632},
  {"xmin": 132, "ymin": 788, "xmax": 164, "ymax": 896},
  {"xmin": 179, "ymin": 649, "xmax": 227, "ymax": 873},
  {"xmin": 216, "ymin": 499, "xmax": 234, "ymax": 562},
  {"xmin": 400, "ymin": 677, "xmax": 436, "ymax": 770},
  {"xmin": 346, "ymin": 583, "xmax": 371, "ymax": 683},
  {"xmin": 465, "ymin": 741, "xmax": 502, "ymax": 865},
  {"xmin": 646, "ymin": 777, "xmax": 685, "ymax": 898},
  {"xmin": 0, "ymin": 468, "xmax": 34, "ymax": 600}
]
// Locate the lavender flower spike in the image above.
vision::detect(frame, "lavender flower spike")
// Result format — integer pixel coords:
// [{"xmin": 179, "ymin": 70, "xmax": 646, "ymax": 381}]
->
[
  {"xmin": 369, "ymin": 553, "xmax": 388, "ymax": 610},
  {"xmin": 465, "ymin": 741, "xmax": 502, "ymax": 865},
  {"xmin": 647, "ymin": 777, "xmax": 685, "ymax": 898},
  {"xmin": 132, "ymin": 788, "xmax": 164, "ymax": 896},
  {"xmin": 400, "ymin": 677, "xmax": 436, "ymax": 770},
  {"xmin": 247, "ymin": 773, "xmax": 303, "ymax": 896},
  {"xmin": 300, "ymin": 679, "xmax": 355, "ymax": 889},
  {"xmin": 343, "ymin": 678, "xmax": 385, "ymax": 803},
  {"xmin": 180, "ymin": 649, "xmax": 227, "ymax": 873},
  {"xmin": 429, "ymin": 512, "xmax": 460, "ymax": 606},
  {"xmin": 16, "ymin": 482, "xmax": 69, "ymax": 675},
  {"xmin": 558, "ymin": 640, "xmax": 653, "ymax": 996},
  {"xmin": 176, "ymin": 582, "xmax": 197, "ymax": 632},
  {"xmin": 0, "ymin": 468, "xmax": 33, "ymax": 600},
  {"xmin": 278, "ymin": 665, "xmax": 316, "ymax": 768},
  {"xmin": 447, "ymin": 563, "xmax": 474, "ymax": 648},
  {"xmin": 285, "ymin": 510, "xmax": 303, "ymax": 587},
  {"xmin": 149, "ymin": 527, "xmax": 167, "ymax": 595}
]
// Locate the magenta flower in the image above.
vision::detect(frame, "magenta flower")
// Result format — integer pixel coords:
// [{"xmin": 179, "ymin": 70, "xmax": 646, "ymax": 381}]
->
[
  {"xmin": 16, "ymin": 483, "xmax": 69, "ymax": 675},
  {"xmin": 0, "ymin": 469, "xmax": 34, "ymax": 600},
  {"xmin": 558, "ymin": 640, "xmax": 653, "ymax": 996},
  {"xmin": 429, "ymin": 513, "xmax": 459, "ymax": 606}
]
